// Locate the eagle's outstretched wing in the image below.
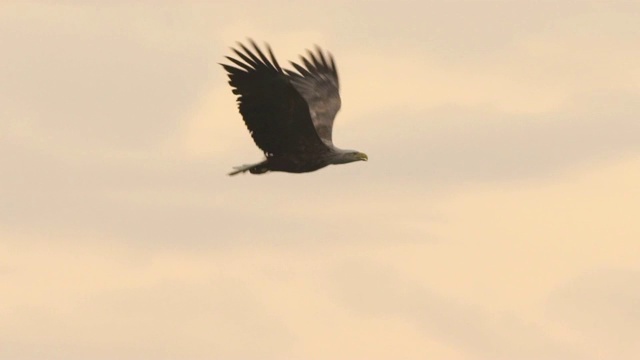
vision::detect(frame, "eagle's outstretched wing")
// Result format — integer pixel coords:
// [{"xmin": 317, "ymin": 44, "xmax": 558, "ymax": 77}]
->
[
  {"xmin": 221, "ymin": 40, "xmax": 328, "ymax": 156},
  {"xmin": 286, "ymin": 47, "xmax": 341, "ymax": 146}
]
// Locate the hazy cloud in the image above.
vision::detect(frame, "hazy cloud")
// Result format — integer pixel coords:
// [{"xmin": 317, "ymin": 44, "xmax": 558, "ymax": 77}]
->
[
  {"xmin": 364, "ymin": 90, "xmax": 640, "ymax": 185},
  {"xmin": 332, "ymin": 260, "xmax": 585, "ymax": 360},
  {"xmin": 546, "ymin": 268, "xmax": 640, "ymax": 357},
  {"xmin": 2, "ymin": 1, "xmax": 639, "ymax": 359}
]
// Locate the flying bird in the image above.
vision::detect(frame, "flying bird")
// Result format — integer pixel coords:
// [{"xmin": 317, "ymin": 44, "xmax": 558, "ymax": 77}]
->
[{"xmin": 221, "ymin": 40, "xmax": 368, "ymax": 175}]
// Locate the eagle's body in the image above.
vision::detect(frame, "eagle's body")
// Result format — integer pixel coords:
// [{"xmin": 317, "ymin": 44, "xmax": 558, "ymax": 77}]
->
[{"xmin": 221, "ymin": 40, "xmax": 367, "ymax": 175}]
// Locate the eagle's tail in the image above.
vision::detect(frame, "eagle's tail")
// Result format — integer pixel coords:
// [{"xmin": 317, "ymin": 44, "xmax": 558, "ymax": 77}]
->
[{"xmin": 228, "ymin": 161, "xmax": 269, "ymax": 176}]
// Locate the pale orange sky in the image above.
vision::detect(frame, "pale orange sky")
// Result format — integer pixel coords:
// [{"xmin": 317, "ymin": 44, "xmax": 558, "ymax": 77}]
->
[{"xmin": 1, "ymin": 1, "xmax": 639, "ymax": 359}]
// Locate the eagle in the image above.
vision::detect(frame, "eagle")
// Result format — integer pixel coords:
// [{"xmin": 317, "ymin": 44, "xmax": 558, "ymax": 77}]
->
[{"xmin": 221, "ymin": 40, "xmax": 368, "ymax": 175}]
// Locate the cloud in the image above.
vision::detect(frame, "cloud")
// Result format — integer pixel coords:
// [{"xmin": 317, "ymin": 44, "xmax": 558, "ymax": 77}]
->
[
  {"xmin": 2, "ymin": 2, "xmax": 640, "ymax": 359},
  {"xmin": 359, "ymin": 90, "xmax": 640, "ymax": 186},
  {"xmin": 546, "ymin": 268, "xmax": 640, "ymax": 357},
  {"xmin": 331, "ymin": 260, "xmax": 585, "ymax": 360},
  {"xmin": 0, "ymin": 2, "xmax": 224, "ymax": 153},
  {"xmin": 0, "ymin": 240, "xmax": 293, "ymax": 360}
]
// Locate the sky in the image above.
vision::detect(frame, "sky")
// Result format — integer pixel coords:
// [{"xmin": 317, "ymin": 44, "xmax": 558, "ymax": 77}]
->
[{"xmin": 1, "ymin": 1, "xmax": 639, "ymax": 359}]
